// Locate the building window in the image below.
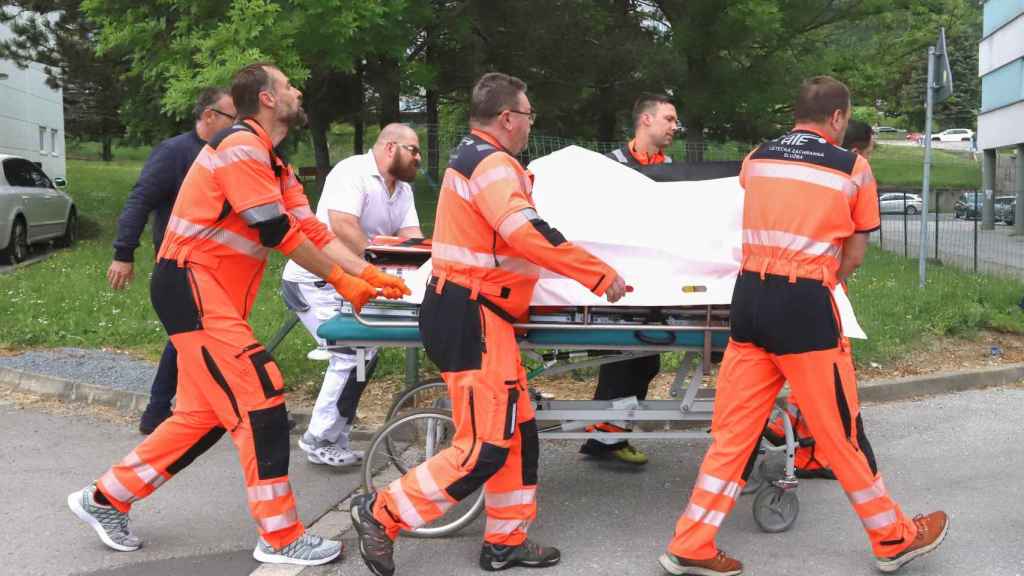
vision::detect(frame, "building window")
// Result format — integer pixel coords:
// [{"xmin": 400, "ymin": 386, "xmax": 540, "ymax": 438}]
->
[
  {"xmin": 981, "ymin": 58, "xmax": 1024, "ymax": 112},
  {"xmin": 50, "ymin": 129, "xmax": 58, "ymax": 157},
  {"xmin": 39, "ymin": 126, "xmax": 46, "ymax": 153},
  {"xmin": 983, "ymin": 0, "xmax": 1024, "ymax": 37}
]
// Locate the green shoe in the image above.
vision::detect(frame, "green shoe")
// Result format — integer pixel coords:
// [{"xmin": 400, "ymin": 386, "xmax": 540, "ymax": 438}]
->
[{"xmin": 610, "ymin": 443, "xmax": 648, "ymax": 465}]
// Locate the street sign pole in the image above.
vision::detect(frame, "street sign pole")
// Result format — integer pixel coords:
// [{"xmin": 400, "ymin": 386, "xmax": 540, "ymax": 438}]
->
[{"xmin": 919, "ymin": 46, "xmax": 935, "ymax": 289}]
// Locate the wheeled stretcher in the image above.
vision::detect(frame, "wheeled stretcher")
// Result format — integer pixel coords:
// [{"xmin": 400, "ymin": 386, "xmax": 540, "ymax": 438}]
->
[{"xmin": 316, "ymin": 299, "xmax": 802, "ymax": 538}]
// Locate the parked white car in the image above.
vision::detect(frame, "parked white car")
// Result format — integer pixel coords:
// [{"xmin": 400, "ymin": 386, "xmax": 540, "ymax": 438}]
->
[
  {"xmin": 0, "ymin": 154, "xmax": 76, "ymax": 264},
  {"xmin": 879, "ymin": 192, "xmax": 924, "ymax": 215},
  {"xmin": 932, "ymin": 128, "xmax": 974, "ymax": 142}
]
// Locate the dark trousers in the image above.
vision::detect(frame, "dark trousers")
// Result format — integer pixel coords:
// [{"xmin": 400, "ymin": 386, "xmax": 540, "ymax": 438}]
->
[
  {"xmin": 142, "ymin": 340, "xmax": 178, "ymax": 421},
  {"xmin": 593, "ymin": 354, "xmax": 660, "ymax": 401}
]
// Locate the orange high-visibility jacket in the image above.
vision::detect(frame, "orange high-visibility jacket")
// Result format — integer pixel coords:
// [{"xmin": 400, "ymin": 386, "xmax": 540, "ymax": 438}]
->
[
  {"xmin": 431, "ymin": 129, "xmax": 616, "ymax": 319},
  {"xmin": 158, "ymin": 119, "xmax": 334, "ymax": 318},
  {"xmin": 739, "ymin": 128, "xmax": 880, "ymax": 286}
]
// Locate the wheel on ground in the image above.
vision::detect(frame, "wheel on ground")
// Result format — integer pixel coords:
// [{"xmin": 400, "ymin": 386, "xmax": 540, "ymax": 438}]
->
[
  {"xmin": 905, "ymin": 206, "xmax": 919, "ymax": 215},
  {"xmin": 55, "ymin": 210, "xmax": 78, "ymax": 248},
  {"xmin": 361, "ymin": 408, "xmax": 484, "ymax": 538},
  {"xmin": 752, "ymin": 485, "xmax": 799, "ymax": 533},
  {"xmin": 0, "ymin": 218, "xmax": 29, "ymax": 265}
]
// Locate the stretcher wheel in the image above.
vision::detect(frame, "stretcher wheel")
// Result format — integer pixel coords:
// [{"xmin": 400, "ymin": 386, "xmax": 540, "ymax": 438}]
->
[
  {"xmin": 752, "ymin": 485, "xmax": 799, "ymax": 533},
  {"xmin": 361, "ymin": 408, "xmax": 484, "ymax": 538},
  {"xmin": 386, "ymin": 379, "xmax": 449, "ymax": 422}
]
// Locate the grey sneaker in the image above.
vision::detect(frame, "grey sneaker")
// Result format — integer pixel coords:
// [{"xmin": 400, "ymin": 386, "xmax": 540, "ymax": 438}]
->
[
  {"xmin": 252, "ymin": 533, "xmax": 342, "ymax": 566},
  {"xmin": 480, "ymin": 539, "xmax": 562, "ymax": 571},
  {"xmin": 299, "ymin": 432, "xmax": 362, "ymax": 467},
  {"xmin": 67, "ymin": 484, "xmax": 142, "ymax": 552},
  {"xmin": 351, "ymin": 492, "xmax": 395, "ymax": 576}
]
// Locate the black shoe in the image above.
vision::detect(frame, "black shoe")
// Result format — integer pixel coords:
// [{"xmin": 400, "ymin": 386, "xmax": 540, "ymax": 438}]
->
[
  {"xmin": 479, "ymin": 539, "xmax": 561, "ymax": 571},
  {"xmin": 350, "ymin": 492, "xmax": 395, "ymax": 576},
  {"xmin": 795, "ymin": 466, "xmax": 836, "ymax": 480}
]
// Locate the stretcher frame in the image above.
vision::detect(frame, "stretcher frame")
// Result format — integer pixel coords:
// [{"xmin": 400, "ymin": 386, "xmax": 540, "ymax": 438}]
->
[{"xmin": 318, "ymin": 300, "xmax": 802, "ymax": 535}]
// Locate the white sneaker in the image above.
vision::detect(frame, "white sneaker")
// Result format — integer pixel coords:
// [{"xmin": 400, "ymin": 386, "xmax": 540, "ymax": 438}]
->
[
  {"xmin": 299, "ymin": 432, "xmax": 362, "ymax": 467},
  {"xmin": 307, "ymin": 348, "xmax": 331, "ymax": 361},
  {"xmin": 253, "ymin": 533, "xmax": 342, "ymax": 565},
  {"xmin": 67, "ymin": 484, "xmax": 142, "ymax": 552}
]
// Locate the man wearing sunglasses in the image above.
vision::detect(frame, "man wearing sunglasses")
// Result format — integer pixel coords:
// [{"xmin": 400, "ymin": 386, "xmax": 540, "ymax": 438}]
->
[
  {"xmin": 282, "ymin": 123, "xmax": 424, "ymax": 467},
  {"xmin": 107, "ymin": 86, "xmax": 237, "ymax": 435}
]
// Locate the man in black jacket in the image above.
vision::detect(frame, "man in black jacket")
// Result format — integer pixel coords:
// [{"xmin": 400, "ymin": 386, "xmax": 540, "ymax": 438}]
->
[{"xmin": 106, "ymin": 87, "xmax": 236, "ymax": 434}]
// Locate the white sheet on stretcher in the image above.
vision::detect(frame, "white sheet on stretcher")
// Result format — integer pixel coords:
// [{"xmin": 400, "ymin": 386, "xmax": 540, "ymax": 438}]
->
[{"xmin": 400, "ymin": 145, "xmax": 865, "ymax": 336}]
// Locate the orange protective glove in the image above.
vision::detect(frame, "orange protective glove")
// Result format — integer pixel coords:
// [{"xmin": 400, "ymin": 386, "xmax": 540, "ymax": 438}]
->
[
  {"xmin": 360, "ymin": 265, "xmax": 411, "ymax": 298},
  {"xmin": 325, "ymin": 266, "xmax": 376, "ymax": 313}
]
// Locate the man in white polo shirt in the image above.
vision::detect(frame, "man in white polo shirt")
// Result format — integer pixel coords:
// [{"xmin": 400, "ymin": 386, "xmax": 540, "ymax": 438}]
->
[{"xmin": 282, "ymin": 123, "xmax": 423, "ymax": 466}]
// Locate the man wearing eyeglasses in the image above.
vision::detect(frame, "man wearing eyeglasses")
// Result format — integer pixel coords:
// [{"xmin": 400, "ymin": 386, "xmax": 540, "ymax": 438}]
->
[
  {"xmin": 107, "ymin": 86, "xmax": 237, "ymax": 435},
  {"xmin": 282, "ymin": 123, "xmax": 423, "ymax": 467},
  {"xmin": 580, "ymin": 93, "xmax": 679, "ymax": 466}
]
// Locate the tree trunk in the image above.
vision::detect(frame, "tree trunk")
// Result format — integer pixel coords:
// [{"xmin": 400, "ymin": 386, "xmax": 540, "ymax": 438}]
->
[
  {"xmin": 685, "ymin": 118, "xmax": 705, "ymax": 163},
  {"xmin": 354, "ymin": 119, "xmax": 365, "ymax": 155},
  {"xmin": 101, "ymin": 135, "xmax": 113, "ymax": 162},
  {"xmin": 374, "ymin": 57, "xmax": 401, "ymax": 127},
  {"xmin": 308, "ymin": 110, "xmax": 331, "ymax": 195},
  {"xmin": 426, "ymin": 88, "xmax": 440, "ymax": 185}
]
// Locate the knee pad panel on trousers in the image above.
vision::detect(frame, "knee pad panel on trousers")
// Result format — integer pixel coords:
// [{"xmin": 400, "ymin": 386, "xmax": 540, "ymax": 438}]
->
[
  {"xmin": 151, "ymin": 259, "xmax": 202, "ymax": 335},
  {"xmin": 419, "ymin": 284, "xmax": 483, "ymax": 372},
  {"xmin": 166, "ymin": 426, "xmax": 226, "ymax": 474},
  {"xmin": 446, "ymin": 443, "xmax": 510, "ymax": 501},
  {"xmin": 248, "ymin": 404, "xmax": 291, "ymax": 479},
  {"xmin": 520, "ymin": 419, "xmax": 539, "ymax": 486}
]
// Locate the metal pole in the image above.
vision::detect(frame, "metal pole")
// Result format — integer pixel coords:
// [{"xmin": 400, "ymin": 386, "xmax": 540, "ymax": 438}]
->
[
  {"xmin": 934, "ymin": 195, "xmax": 939, "ymax": 261},
  {"xmin": 404, "ymin": 348, "xmax": 419, "ymax": 389},
  {"xmin": 919, "ymin": 47, "xmax": 935, "ymax": 289}
]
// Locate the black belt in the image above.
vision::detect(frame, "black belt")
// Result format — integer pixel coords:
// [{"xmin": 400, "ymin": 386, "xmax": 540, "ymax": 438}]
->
[{"xmin": 428, "ymin": 276, "xmax": 518, "ymax": 324}]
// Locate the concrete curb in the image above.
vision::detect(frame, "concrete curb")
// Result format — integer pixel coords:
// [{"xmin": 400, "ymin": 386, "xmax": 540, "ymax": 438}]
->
[{"xmin": 5, "ymin": 362, "xmax": 1024, "ymax": 437}]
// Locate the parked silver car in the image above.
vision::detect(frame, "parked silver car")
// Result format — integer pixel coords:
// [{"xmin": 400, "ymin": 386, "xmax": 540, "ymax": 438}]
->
[
  {"xmin": 995, "ymin": 196, "xmax": 1016, "ymax": 226},
  {"xmin": 878, "ymin": 192, "xmax": 923, "ymax": 215},
  {"xmin": 0, "ymin": 154, "xmax": 76, "ymax": 264}
]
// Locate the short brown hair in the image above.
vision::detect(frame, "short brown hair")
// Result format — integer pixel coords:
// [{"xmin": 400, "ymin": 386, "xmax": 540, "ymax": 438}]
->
[
  {"xmin": 231, "ymin": 62, "xmax": 277, "ymax": 119},
  {"xmin": 794, "ymin": 76, "xmax": 850, "ymax": 123},
  {"xmin": 470, "ymin": 72, "xmax": 527, "ymax": 124},
  {"xmin": 842, "ymin": 120, "xmax": 874, "ymax": 152},
  {"xmin": 192, "ymin": 86, "xmax": 229, "ymax": 121},
  {"xmin": 632, "ymin": 93, "xmax": 673, "ymax": 127}
]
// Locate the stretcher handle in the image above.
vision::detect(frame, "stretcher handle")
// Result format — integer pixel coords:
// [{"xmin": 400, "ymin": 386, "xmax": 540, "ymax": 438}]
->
[
  {"xmin": 350, "ymin": 308, "xmax": 729, "ymax": 332},
  {"xmin": 633, "ymin": 330, "xmax": 677, "ymax": 346}
]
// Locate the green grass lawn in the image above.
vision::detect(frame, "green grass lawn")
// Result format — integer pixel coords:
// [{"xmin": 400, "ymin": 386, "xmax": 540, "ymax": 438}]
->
[
  {"xmin": 2, "ymin": 143, "xmax": 1015, "ymax": 394},
  {"xmin": 871, "ymin": 143, "xmax": 980, "ymax": 190}
]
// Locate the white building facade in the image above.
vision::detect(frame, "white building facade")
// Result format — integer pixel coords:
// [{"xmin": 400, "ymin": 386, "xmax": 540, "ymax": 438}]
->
[{"xmin": 0, "ymin": 19, "xmax": 66, "ymax": 180}]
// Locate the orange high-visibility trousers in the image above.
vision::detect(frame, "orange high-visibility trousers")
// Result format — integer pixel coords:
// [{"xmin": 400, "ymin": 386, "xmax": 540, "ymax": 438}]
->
[
  {"xmin": 766, "ymin": 395, "xmax": 831, "ymax": 472},
  {"xmin": 372, "ymin": 278, "xmax": 539, "ymax": 546},
  {"xmin": 95, "ymin": 260, "xmax": 305, "ymax": 549},
  {"xmin": 668, "ymin": 272, "xmax": 918, "ymax": 560}
]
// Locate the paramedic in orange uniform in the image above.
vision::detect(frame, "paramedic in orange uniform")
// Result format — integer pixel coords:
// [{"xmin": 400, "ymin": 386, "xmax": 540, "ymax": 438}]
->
[
  {"xmin": 659, "ymin": 77, "xmax": 947, "ymax": 576},
  {"xmin": 765, "ymin": 119, "xmax": 878, "ymax": 480},
  {"xmin": 67, "ymin": 62, "xmax": 410, "ymax": 567},
  {"xmin": 582, "ymin": 92, "xmax": 679, "ymax": 465},
  {"xmin": 349, "ymin": 72, "xmax": 627, "ymax": 576}
]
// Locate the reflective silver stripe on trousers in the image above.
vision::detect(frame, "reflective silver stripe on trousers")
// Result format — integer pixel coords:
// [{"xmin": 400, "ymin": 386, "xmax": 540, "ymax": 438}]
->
[
  {"xmin": 122, "ymin": 451, "xmax": 165, "ymax": 488},
  {"xmin": 848, "ymin": 477, "xmax": 887, "ymax": 505},
  {"xmin": 695, "ymin": 473, "xmax": 742, "ymax": 500},
  {"xmin": 167, "ymin": 215, "xmax": 268, "ymax": 259},
  {"xmin": 746, "ymin": 161, "xmax": 857, "ymax": 197},
  {"xmin": 387, "ymin": 478, "xmax": 425, "ymax": 527},
  {"xmin": 100, "ymin": 471, "xmax": 137, "ymax": 503},
  {"xmin": 861, "ymin": 509, "xmax": 898, "ymax": 531},
  {"xmin": 432, "ymin": 241, "xmax": 539, "ymax": 277},
  {"xmin": 258, "ymin": 508, "xmax": 299, "ymax": 533},
  {"xmin": 248, "ymin": 481, "xmax": 292, "ymax": 502},
  {"xmin": 415, "ymin": 465, "xmax": 453, "ymax": 514},
  {"xmin": 485, "ymin": 517, "xmax": 529, "ymax": 535},
  {"xmin": 682, "ymin": 502, "xmax": 725, "ymax": 527},
  {"xmin": 485, "ymin": 488, "xmax": 537, "ymax": 509},
  {"xmin": 742, "ymin": 229, "xmax": 841, "ymax": 258}
]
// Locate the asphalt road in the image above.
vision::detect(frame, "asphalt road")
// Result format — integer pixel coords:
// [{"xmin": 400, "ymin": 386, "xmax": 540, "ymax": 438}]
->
[
  {"xmin": 7, "ymin": 385, "xmax": 1022, "ymax": 576},
  {"xmin": 874, "ymin": 213, "xmax": 1024, "ymax": 277}
]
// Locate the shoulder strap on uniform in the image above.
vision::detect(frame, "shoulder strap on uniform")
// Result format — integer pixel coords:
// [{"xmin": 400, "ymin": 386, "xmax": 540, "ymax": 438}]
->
[
  {"xmin": 448, "ymin": 133, "xmax": 502, "ymax": 178},
  {"xmin": 606, "ymin": 145, "xmax": 636, "ymax": 166}
]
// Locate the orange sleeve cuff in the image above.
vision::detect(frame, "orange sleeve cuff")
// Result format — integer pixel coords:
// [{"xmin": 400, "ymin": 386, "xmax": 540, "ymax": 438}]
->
[
  {"xmin": 591, "ymin": 265, "xmax": 616, "ymax": 296},
  {"xmin": 277, "ymin": 226, "xmax": 308, "ymax": 256}
]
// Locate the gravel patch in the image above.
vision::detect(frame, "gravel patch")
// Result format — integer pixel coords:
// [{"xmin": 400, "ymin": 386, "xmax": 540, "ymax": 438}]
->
[{"xmin": 0, "ymin": 347, "xmax": 156, "ymax": 393}]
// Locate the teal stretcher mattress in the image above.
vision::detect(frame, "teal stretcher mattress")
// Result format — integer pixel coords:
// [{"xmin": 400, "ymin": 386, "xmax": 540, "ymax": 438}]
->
[{"xmin": 318, "ymin": 313, "xmax": 728, "ymax": 349}]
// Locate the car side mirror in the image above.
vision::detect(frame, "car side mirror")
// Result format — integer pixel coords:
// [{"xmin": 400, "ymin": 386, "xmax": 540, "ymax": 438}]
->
[{"xmin": 53, "ymin": 177, "xmax": 67, "ymax": 189}]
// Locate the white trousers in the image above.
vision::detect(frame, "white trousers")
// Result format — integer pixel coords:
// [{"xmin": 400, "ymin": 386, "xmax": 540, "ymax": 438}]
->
[{"xmin": 293, "ymin": 281, "xmax": 378, "ymax": 445}]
